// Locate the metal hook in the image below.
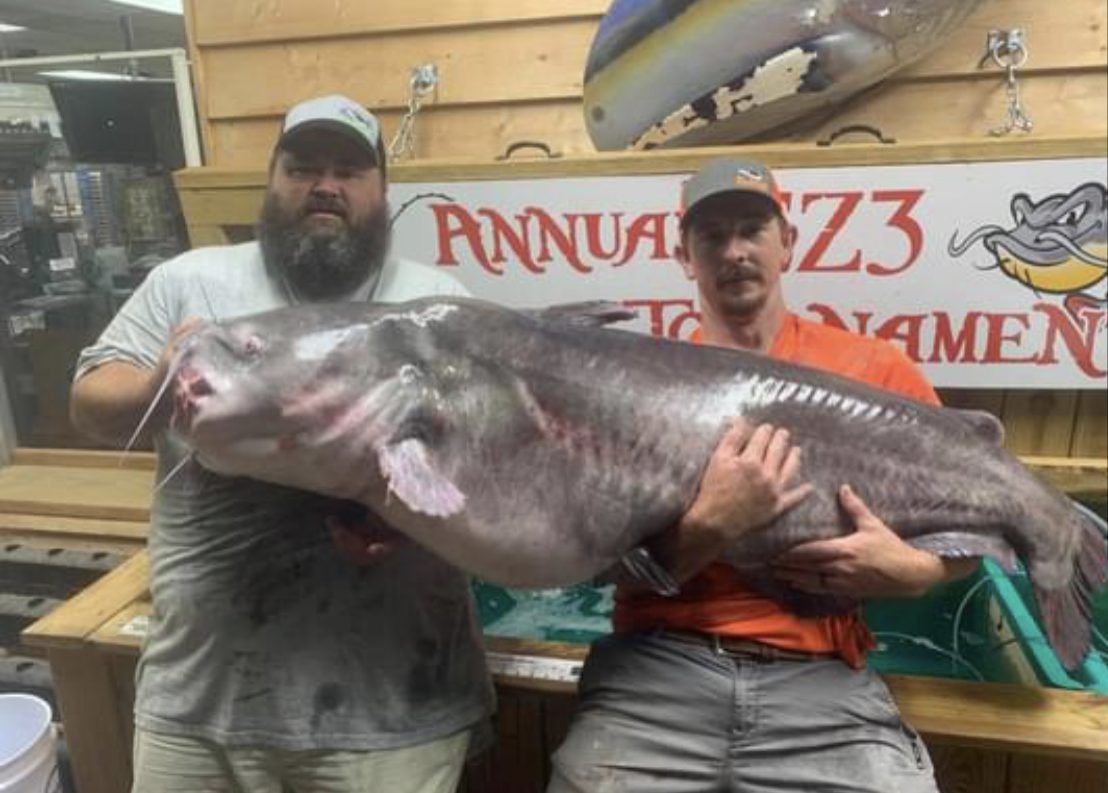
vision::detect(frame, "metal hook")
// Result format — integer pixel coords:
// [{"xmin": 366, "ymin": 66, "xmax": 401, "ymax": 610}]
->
[
  {"xmin": 980, "ymin": 29, "xmax": 1033, "ymax": 136},
  {"xmin": 409, "ymin": 64, "xmax": 439, "ymax": 96},
  {"xmin": 987, "ymin": 29, "xmax": 1028, "ymax": 70},
  {"xmin": 389, "ymin": 63, "xmax": 439, "ymax": 162}
]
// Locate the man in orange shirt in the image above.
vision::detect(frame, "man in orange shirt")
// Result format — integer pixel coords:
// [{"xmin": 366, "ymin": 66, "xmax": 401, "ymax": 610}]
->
[{"xmin": 547, "ymin": 158, "xmax": 979, "ymax": 793}]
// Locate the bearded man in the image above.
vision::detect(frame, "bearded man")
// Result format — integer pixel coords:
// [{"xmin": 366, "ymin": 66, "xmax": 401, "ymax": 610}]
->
[{"xmin": 70, "ymin": 95, "xmax": 494, "ymax": 793}]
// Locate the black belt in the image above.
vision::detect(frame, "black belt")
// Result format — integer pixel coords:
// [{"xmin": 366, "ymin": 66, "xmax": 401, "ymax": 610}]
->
[{"xmin": 657, "ymin": 629, "xmax": 836, "ymax": 663}]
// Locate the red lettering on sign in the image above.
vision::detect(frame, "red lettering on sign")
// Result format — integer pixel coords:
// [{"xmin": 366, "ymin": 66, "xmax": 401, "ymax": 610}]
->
[
  {"xmin": 867, "ymin": 190, "xmax": 924, "ymax": 276},
  {"xmin": 528, "ymin": 208, "xmax": 590, "ymax": 273},
  {"xmin": 980, "ymin": 314, "xmax": 1038, "ymax": 364},
  {"xmin": 795, "ymin": 192, "xmax": 864, "ymax": 272},
  {"xmin": 873, "ymin": 313, "xmax": 928, "ymax": 362},
  {"xmin": 615, "ymin": 214, "xmax": 671, "ymax": 266},
  {"xmin": 576, "ymin": 212, "xmax": 625, "ymax": 261},
  {"xmin": 431, "ymin": 203, "xmax": 495, "ymax": 273},
  {"xmin": 1034, "ymin": 302, "xmax": 1107, "ymax": 377},
  {"xmin": 481, "ymin": 209, "xmax": 542, "ymax": 274},
  {"xmin": 929, "ymin": 312, "xmax": 982, "ymax": 363}
]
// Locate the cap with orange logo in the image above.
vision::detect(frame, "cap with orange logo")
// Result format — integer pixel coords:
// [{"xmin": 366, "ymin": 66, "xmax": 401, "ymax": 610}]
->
[{"xmin": 679, "ymin": 157, "xmax": 787, "ymax": 229}]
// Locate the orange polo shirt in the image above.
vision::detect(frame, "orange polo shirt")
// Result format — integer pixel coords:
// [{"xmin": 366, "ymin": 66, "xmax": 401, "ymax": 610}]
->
[{"xmin": 612, "ymin": 313, "xmax": 941, "ymax": 668}]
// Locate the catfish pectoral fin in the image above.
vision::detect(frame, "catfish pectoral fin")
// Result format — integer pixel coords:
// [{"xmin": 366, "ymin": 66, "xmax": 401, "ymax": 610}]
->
[{"xmin": 377, "ymin": 438, "xmax": 467, "ymax": 517}]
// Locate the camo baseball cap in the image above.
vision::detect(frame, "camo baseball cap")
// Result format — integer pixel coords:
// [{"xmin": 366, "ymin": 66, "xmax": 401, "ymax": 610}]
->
[
  {"xmin": 680, "ymin": 157, "xmax": 786, "ymax": 228},
  {"xmin": 277, "ymin": 94, "xmax": 385, "ymax": 169}
]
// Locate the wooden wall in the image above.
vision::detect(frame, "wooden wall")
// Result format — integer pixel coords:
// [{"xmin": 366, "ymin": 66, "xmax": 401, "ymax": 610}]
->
[{"xmin": 184, "ymin": 0, "xmax": 1108, "ymax": 167}]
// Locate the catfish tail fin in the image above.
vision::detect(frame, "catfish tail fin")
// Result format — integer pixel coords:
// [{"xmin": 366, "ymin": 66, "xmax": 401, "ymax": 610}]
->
[{"xmin": 1033, "ymin": 501, "xmax": 1107, "ymax": 670}]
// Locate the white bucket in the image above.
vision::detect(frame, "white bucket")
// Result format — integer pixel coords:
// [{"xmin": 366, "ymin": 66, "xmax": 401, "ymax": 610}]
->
[{"xmin": 0, "ymin": 694, "xmax": 59, "ymax": 793}]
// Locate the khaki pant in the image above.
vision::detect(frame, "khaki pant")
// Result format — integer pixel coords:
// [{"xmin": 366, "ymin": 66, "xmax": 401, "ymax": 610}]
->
[{"xmin": 131, "ymin": 727, "xmax": 470, "ymax": 793}]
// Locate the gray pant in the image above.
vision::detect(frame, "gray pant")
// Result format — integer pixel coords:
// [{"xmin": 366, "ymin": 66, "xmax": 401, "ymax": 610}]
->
[{"xmin": 548, "ymin": 632, "xmax": 938, "ymax": 793}]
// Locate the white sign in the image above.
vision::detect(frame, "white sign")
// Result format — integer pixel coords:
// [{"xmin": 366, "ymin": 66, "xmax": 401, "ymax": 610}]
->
[{"xmin": 390, "ymin": 158, "xmax": 1108, "ymax": 389}]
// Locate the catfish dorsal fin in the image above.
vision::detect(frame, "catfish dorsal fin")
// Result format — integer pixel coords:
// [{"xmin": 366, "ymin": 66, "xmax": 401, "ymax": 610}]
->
[
  {"xmin": 528, "ymin": 301, "xmax": 638, "ymax": 328},
  {"xmin": 953, "ymin": 408, "xmax": 1006, "ymax": 446}
]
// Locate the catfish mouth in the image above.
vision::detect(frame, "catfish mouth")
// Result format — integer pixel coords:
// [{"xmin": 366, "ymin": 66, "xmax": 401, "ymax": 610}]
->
[
  {"xmin": 172, "ymin": 364, "xmax": 213, "ymax": 427},
  {"xmin": 170, "ymin": 360, "xmax": 305, "ymax": 457}
]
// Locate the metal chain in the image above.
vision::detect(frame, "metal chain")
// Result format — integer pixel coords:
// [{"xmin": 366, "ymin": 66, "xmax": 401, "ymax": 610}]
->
[
  {"xmin": 986, "ymin": 29, "xmax": 1033, "ymax": 136},
  {"xmin": 388, "ymin": 64, "xmax": 439, "ymax": 162}
]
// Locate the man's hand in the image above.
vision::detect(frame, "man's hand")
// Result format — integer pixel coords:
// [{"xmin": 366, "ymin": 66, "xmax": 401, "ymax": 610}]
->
[
  {"xmin": 683, "ymin": 421, "xmax": 813, "ymax": 542},
  {"xmin": 153, "ymin": 318, "xmax": 207, "ymax": 428},
  {"xmin": 637, "ymin": 420, "xmax": 812, "ymax": 587},
  {"xmin": 70, "ymin": 318, "xmax": 206, "ymax": 447},
  {"xmin": 772, "ymin": 484, "xmax": 974, "ymax": 598}
]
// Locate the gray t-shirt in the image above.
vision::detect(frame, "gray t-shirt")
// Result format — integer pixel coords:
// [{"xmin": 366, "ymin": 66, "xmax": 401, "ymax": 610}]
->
[{"xmin": 76, "ymin": 242, "xmax": 495, "ymax": 750}]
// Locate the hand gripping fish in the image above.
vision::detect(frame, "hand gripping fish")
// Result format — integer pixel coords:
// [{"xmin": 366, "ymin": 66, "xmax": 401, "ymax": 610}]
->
[{"xmin": 169, "ymin": 298, "xmax": 1107, "ymax": 670}]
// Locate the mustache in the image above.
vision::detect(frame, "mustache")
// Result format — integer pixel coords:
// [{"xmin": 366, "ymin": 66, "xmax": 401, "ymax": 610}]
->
[
  {"xmin": 302, "ymin": 197, "xmax": 347, "ymax": 218},
  {"xmin": 716, "ymin": 265, "xmax": 762, "ymax": 284}
]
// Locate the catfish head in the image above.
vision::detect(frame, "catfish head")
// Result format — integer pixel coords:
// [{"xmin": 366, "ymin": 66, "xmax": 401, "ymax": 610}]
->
[{"xmin": 170, "ymin": 303, "xmax": 399, "ymax": 499}]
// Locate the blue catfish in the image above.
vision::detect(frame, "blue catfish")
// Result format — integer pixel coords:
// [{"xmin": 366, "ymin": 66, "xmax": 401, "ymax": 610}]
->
[{"xmin": 169, "ymin": 297, "xmax": 1107, "ymax": 669}]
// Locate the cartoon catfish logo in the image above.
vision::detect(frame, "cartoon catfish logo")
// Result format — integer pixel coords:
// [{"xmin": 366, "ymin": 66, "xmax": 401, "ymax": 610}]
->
[{"xmin": 948, "ymin": 182, "xmax": 1107, "ymax": 318}]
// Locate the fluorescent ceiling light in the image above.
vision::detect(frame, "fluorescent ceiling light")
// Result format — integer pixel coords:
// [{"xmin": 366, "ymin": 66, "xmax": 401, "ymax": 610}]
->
[
  {"xmin": 109, "ymin": 0, "xmax": 183, "ymax": 13},
  {"xmin": 40, "ymin": 70, "xmax": 135, "ymax": 81},
  {"xmin": 0, "ymin": 23, "xmax": 27, "ymax": 32}
]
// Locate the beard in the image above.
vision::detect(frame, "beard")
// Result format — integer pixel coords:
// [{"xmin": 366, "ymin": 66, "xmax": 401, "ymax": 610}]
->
[{"xmin": 257, "ymin": 192, "xmax": 390, "ymax": 302}]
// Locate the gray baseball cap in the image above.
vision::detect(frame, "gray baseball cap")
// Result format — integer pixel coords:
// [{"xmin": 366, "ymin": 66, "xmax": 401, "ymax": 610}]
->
[
  {"xmin": 277, "ymin": 94, "xmax": 385, "ymax": 168},
  {"xmin": 680, "ymin": 157, "xmax": 786, "ymax": 228}
]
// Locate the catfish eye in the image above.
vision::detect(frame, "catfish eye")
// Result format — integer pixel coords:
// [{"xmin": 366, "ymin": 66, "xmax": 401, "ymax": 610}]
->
[
  {"xmin": 243, "ymin": 335, "xmax": 264, "ymax": 357},
  {"xmin": 1063, "ymin": 206, "xmax": 1086, "ymax": 227}
]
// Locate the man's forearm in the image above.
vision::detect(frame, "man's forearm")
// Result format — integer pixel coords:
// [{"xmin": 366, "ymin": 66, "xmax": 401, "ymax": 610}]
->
[
  {"xmin": 646, "ymin": 514, "xmax": 730, "ymax": 585},
  {"xmin": 70, "ymin": 361, "xmax": 162, "ymax": 446},
  {"xmin": 609, "ymin": 515, "xmax": 730, "ymax": 595}
]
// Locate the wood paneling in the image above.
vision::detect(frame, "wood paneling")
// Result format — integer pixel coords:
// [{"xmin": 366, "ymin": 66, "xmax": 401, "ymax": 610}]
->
[
  {"xmin": 192, "ymin": 0, "xmax": 1106, "ymax": 75},
  {"xmin": 192, "ymin": 0, "xmax": 609, "ymax": 47},
  {"xmin": 930, "ymin": 744, "xmax": 1010, "ymax": 793},
  {"xmin": 772, "ymin": 71, "xmax": 1107, "ymax": 145},
  {"xmin": 902, "ymin": 0, "xmax": 1108, "ymax": 77},
  {"xmin": 199, "ymin": 72, "xmax": 1108, "ymax": 167},
  {"xmin": 185, "ymin": 0, "xmax": 1108, "ymax": 166},
  {"xmin": 1072, "ymin": 390, "xmax": 1108, "ymax": 458},
  {"xmin": 1007, "ymin": 755, "xmax": 1108, "ymax": 793},
  {"xmin": 175, "ymin": 136, "xmax": 1107, "ymax": 188},
  {"xmin": 202, "ymin": 21, "xmax": 595, "ymax": 121},
  {"xmin": 206, "ymin": 101, "xmax": 590, "ymax": 167},
  {"xmin": 1002, "ymin": 391, "xmax": 1081, "ymax": 457}
]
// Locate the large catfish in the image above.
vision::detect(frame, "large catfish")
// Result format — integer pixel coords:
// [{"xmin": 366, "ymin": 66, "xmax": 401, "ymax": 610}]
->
[{"xmin": 170, "ymin": 297, "xmax": 1107, "ymax": 669}]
